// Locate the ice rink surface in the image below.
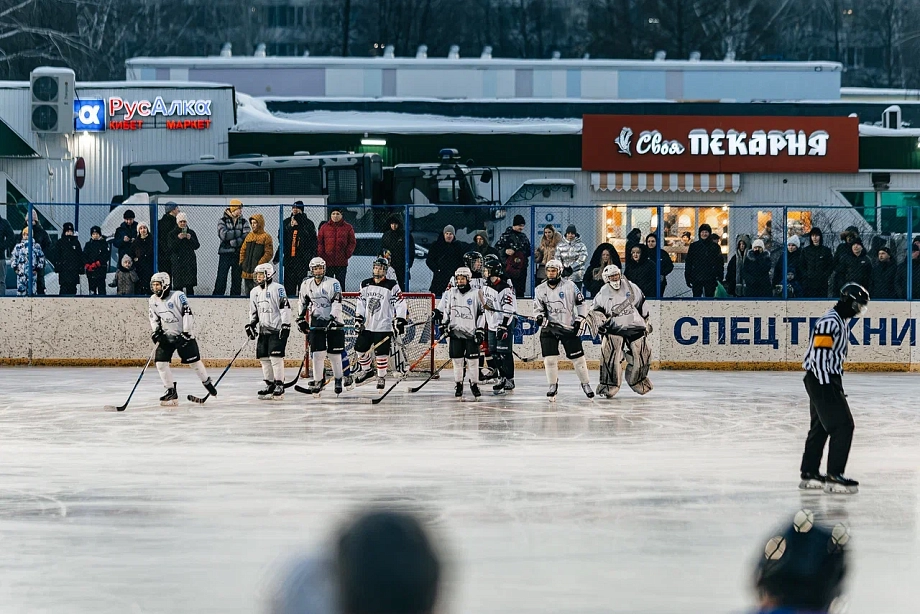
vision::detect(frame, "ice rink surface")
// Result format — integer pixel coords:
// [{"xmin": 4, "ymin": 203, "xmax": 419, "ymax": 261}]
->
[{"xmin": 0, "ymin": 367, "xmax": 918, "ymax": 613}]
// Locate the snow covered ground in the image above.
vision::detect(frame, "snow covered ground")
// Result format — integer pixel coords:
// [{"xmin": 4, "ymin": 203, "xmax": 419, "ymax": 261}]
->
[{"xmin": 0, "ymin": 367, "xmax": 918, "ymax": 613}]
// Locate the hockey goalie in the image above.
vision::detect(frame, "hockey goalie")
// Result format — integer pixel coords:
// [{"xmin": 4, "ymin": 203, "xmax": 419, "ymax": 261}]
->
[{"xmin": 587, "ymin": 265, "xmax": 653, "ymax": 398}]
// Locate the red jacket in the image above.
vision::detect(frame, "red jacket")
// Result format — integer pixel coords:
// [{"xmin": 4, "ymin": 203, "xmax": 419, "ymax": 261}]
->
[{"xmin": 317, "ymin": 219, "xmax": 356, "ymax": 266}]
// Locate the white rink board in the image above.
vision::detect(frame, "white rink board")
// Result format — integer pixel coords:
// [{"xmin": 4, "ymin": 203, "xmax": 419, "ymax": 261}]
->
[{"xmin": 1, "ymin": 298, "xmax": 917, "ymax": 369}]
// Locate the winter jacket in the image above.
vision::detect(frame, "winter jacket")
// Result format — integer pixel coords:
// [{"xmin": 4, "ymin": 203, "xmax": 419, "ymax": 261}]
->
[
  {"xmin": 380, "ymin": 215, "xmax": 417, "ymax": 276},
  {"xmin": 835, "ymin": 250, "xmax": 873, "ymax": 292},
  {"xmin": 116, "ymin": 262, "xmax": 140, "ymax": 295},
  {"xmin": 113, "ymin": 221, "xmax": 138, "ymax": 261},
  {"xmin": 316, "ymin": 218, "xmax": 356, "ymax": 267},
  {"xmin": 684, "ymin": 225, "xmax": 723, "ymax": 286},
  {"xmin": 534, "ymin": 229, "xmax": 562, "ymax": 281},
  {"xmin": 584, "ymin": 243, "xmax": 622, "ymax": 297},
  {"xmin": 897, "ymin": 259, "xmax": 920, "ymax": 299},
  {"xmin": 132, "ymin": 234, "xmax": 155, "ymax": 291},
  {"xmin": 724, "ymin": 234, "xmax": 752, "ymax": 297},
  {"xmin": 867, "ymin": 235, "xmax": 886, "ymax": 261},
  {"xmin": 0, "ymin": 215, "xmax": 15, "ymax": 256},
  {"xmin": 873, "ymin": 259, "xmax": 899, "ymax": 299},
  {"xmin": 771, "ymin": 249, "xmax": 803, "ymax": 297},
  {"xmin": 470, "ymin": 230, "xmax": 498, "ymax": 259},
  {"xmin": 157, "ymin": 213, "xmax": 178, "ymax": 274},
  {"xmin": 494, "ymin": 227, "xmax": 531, "ymax": 278},
  {"xmin": 426, "ymin": 236, "xmax": 467, "ymax": 295},
  {"xmin": 168, "ymin": 226, "xmax": 200, "ymax": 289},
  {"xmin": 30, "ymin": 221, "xmax": 51, "ymax": 256},
  {"xmin": 218, "ymin": 210, "xmax": 251, "ymax": 255},
  {"xmin": 555, "ymin": 234, "xmax": 588, "ymax": 283},
  {"xmin": 240, "ymin": 214, "xmax": 273, "ymax": 279},
  {"xmin": 10, "ymin": 238, "xmax": 45, "ymax": 295},
  {"xmin": 624, "ymin": 247, "xmax": 656, "ymax": 298},
  {"xmin": 53, "ymin": 235, "xmax": 84, "ymax": 279},
  {"xmin": 742, "ymin": 250, "xmax": 773, "ymax": 297},
  {"xmin": 644, "ymin": 235, "xmax": 674, "ymax": 298},
  {"xmin": 274, "ymin": 212, "xmax": 316, "ymax": 294},
  {"xmin": 83, "ymin": 237, "xmax": 110, "ymax": 279},
  {"xmin": 800, "ymin": 229, "xmax": 834, "ymax": 298}
]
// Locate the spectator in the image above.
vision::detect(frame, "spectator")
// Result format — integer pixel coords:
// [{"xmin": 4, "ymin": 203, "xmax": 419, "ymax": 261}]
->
[
  {"xmin": 680, "ymin": 231, "xmax": 692, "ymax": 246},
  {"xmin": 425, "ymin": 224, "xmax": 466, "ymax": 296},
  {"xmin": 534, "ymin": 224, "xmax": 562, "ymax": 283},
  {"xmin": 743, "ymin": 239, "xmax": 773, "ymax": 297},
  {"xmin": 495, "ymin": 214, "xmax": 531, "ymax": 298},
  {"xmin": 625, "ymin": 227, "xmax": 643, "ymax": 257},
  {"xmin": 772, "ymin": 235, "xmax": 803, "ymax": 297},
  {"xmin": 584, "ymin": 242, "xmax": 622, "ymax": 297},
  {"xmin": 800, "ymin": 227, "xmax": 834, "ymax": 298},
  {"xmin": 215, "ymin": 200, "xmax": 250, "ymax": 296},
  {"xmin": 113, "ymin": 209, "xmax": 137, "ymax": 262},
  {"xmin": 240, "ymin": 213, "xmax": 273, "ymax": 294},
  {"xmin": 83, "ymin": 225, "xmax": 110, "ymax": 295},
  {"xmin": 898, "ymin": 244, "xmax": 920, "ymax": 299},
  {"xmin": 867, "ymin": 235, "xmax": 886, "ymax": 261},
  {"xmin": 684, "ymin": 223, "xmax": 723, "ymax": 297},
  {"xmin": 132, "ymin": 222, "xmax": 154, "ymax": 294},
  {"xmin": 168, "ymin": 213, "xmax": 200, "ymax": 294},
  {"xmin": 873, "ymin": 246, "xmax": 898, "ymax": 299},
  {"xmin": 317, "ymin": 207, "xmax": 356, "ymax": 287},
  {"xmin": 275, "ymin": 206, "xmax": 316, "ymax": 296},
  {"xmin": 835, "ymin": 239, "xmax": 872, "ymax": 293},
  {"xmin": 556, "ymin": 224, "xmax": 588, "ymax": 288},
  {"xmin": 116, "ymin": 254, "xmax": 140, "ymax": 295},
  {"xmin": 725, "ymin": 234, "xmax": 752, "ymax": 297},
  {"xmin": 832, "ymin": 226, "xmax": 860, "ymax": 292},
  {"xmin": 761, "ymin": 232, "xmax": 783, "ymax": 274},
  {"xmin": 624, "ymin": 245, "xmax": 656, "ymax": 298},
  {"xmin": 644, "ymin": 233, "xmax": 673, "ymax": 298},
  {"xmin": 380, "ymin": 214, "xmax": 416, "ymax": 290},
  {"xmin": 158, "ymin": 202, "xmax": 180, "ymax": 276},
  {"xmin": 54, "ymin": 222, "xmax": 83, "ymax": 295},
  {"xmin": 30, "ymin": 210, "xmax": 51, "ymax": 295},
  {"xmin": 10, "ymin": 227, "xmax": 45, "ymax": 296},
  {"xmin": 0, "ymin": 210, "xmax": 15, "ymax": 295},
  {"xmin": 471, "ymin": 230, "xmax": 498, "ymax": 259}
]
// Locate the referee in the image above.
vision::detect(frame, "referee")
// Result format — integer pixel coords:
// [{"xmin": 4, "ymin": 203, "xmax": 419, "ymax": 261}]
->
[{"xmin": 800, "ymin": 282, "xmax": 869, "ymax": 494}]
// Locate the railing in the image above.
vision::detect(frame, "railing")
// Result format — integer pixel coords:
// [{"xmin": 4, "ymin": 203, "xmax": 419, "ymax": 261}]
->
[{"xmin": 1, "ymin": 201, "xmax": 915, "ymax": 300}]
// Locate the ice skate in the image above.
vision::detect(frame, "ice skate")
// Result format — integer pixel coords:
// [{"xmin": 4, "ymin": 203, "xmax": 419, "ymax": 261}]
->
[
  {"xmin": 334, "ymin": 378, "xmax": 343, "ymax": 395},
  {"xmin": 798, "ymin": 471, "xmax": 827, "ymax": 490},
  {"xmin": 258, "ymin": 380, "xmax": 275, "ymax": 400},
  {"xmin": 503, "ymin": 378, "xmax": 515, "ymax": 391},
  {"xmin": 469, "ymin": 382, "xmax": 481, "ymax": 400},
  {"xmin": 159, "ymin": 386, "xmax": 178, "ymax": 407},
  {"xmin": 581, "ymin": 383, "xmax": 595, "ymax": 399},
  {"xmin": 271, "ymin": 380, "xmax": 284, "ymax": 400},
  {"xmin": 824, "ymin": 474, "xmax": 858, "ymax": 494},
  {"xmin": 344, "ymin": 374, "xmax": 355, "ymax": 391},
  {"xmin": 354, "ymin": 369, "xmax": 375, "ymax": 386},
  {"xmin": 596, "ymin": 386, "xmax": 614, "ymax": 399},
  {"xmin": 546, "ymin": 382, "xmax": 558, "ymax": 401},
  {"xmin": 455, "ymin": 382, "xmax": 463, "ymax": 398},
  {"xmin": 376, "ymin": 376, "xmax": 386, "ymax": 391},
  {"xmin": 492, "ymin": 378, "xmax": 506, "ymax": 394},
  {"xmin": 203, "ymin": 378, "xmax": 217, "ymax": 397},
  {"xmin": 479, "ymin": 368, "xmax": 498, "ymax": 384}
]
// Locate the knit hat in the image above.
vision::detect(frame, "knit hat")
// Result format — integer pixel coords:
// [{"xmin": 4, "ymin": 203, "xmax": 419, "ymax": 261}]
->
[
  {"xmin": 787, "ymin": 235, "xmax": 800, "ymax": 248},
  {"xmin": 443, "ymin": 225, "xmax": 455, "ymax": 235},
  {"xmin": 63, "ymin": 222, "xmax": 75, "ymax": 233},
  {"xmin": 699, "ymin": 223, "xmax": 712, "ymax": 234},
  {"xmin": 164, "ymin": 202, "xmax": 179, "ymax": 213},
  {"xmin": 513, "ymin": 214, "xmax": 526, "ymax": 226},
  {"xmin": 329, "ymin": 206, "xmax": 343, "ymax": 215},
  {"xmin": 752, "ymin": 239, "xmax": 765, "ymax": 250},
  {"xmin": 176, "ymin": 212, "xmax": 188, "ymax": 223},
  {"xmin": 878, "ymin": 246, "xmax": 892, "ymax": 256},
  {"xmin": 228, "ymin": 199, "xmax": 243, "ymax": 212},
  {"xmin": 565, "ymin": 224, "xmax": 577, "ymax": 236},
  {"xmin": 292, "ymin": 201, "xmax": 304, "ymax": 212},
  {"xmin": 123, "ymin": 209, "xmax": 135, "ymax": 220},
  {"xmin": 90, "ymin": 225, "xmax": 102, "ymax": 236},
  {"xmin": 121, "ymin": 254, "xmax": 133, "ymax": 267}
]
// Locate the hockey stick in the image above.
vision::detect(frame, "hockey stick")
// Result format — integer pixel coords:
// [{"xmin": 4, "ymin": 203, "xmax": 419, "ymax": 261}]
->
[
  {"xmin": 283, "ymin": 350, "xmax": 309, "ymax": 389},
  {"xmin": 187, "ymin": 339, "xmax": 250, "ymax": 404},
  {"xmin": 293, "ymin": 333, "xmax": 392, "ymax": 395},
  {"xmin": 104, "ymin": 345, "xmax": 157, "ymax": 412},
  {"xmin": 513, "ymin": 348, "xmax": 541, "ymax": 363},
  {"xmin": 409, "ymin": 358, "xmax": 453, "ymax": 393},
  {"xmin": 361, "ymin": 331, "xmax": 449, "ymax": 403},
  {"xmin": 483, "ymin": 303, "xmax": 538, "ymax": 322}
]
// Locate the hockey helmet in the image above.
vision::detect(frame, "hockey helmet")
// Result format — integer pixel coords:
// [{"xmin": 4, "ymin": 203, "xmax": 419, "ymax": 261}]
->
[
  {"xmin": 754, "ymin": 511, "xmax": 848, "ymax": 611},
  {"xmin": 545, "ymin": 259, "xmax": 563, "ymax": 282},
  {"xmin": 454, "ymin": 266, "xmax": 472, "ymax": 285},
  {"xmin": 603, "ymin": 264, "xmax": 622, "ymax": 290},
  {"xmin": 463, "ymin": 250, "xmax": 483, "ymax": 272},
  {"xmin": 372, "ymin": 256, "xmax": 389, "ymax": 278},
  {"xmin": 150, "ymin": 272, "xmax": 170, "ymax": 298},
  {"xmin": 254, "ymin": 262, "xmax": 275, "ymax": 288},
  {"xmin": 309, "ymin": 257, "xmax": 326, "ymax": 277},
  {"xmin": 483, "ymin": 254, "xmax": 503, "ymax": 278},
  {"xmin": 839, "ymin": 282, "xmax": 870, "ymax": 316}
]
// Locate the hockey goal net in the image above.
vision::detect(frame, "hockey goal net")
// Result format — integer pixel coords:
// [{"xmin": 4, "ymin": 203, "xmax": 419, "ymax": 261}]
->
[{"xmin": 300, "ymin": 292, "xmax": 437, "ymax": 378}]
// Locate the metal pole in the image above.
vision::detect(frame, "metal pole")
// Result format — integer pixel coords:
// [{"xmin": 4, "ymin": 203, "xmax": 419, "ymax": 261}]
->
[
  {"xmin": 152, "ymin": 201, "xmax": 158, "ymax": 275},
  {"xmin": 656, "ymin": 205, "xmax": 662, "ymax": 299},
  {"xmin": 782, "ymin": 207, "xmax": 788, "ymax": 300},
  {"xmin": 27, "ymin": 202, "xmax": 33, "ymax": 297},
  {"xmin": 403, "ymin": 204, "xmax": 410, "ymax": 291},
  {"xmin": 74, "ymin": 188, "xmax": 80, "ymax": 233},
  {"xmin": 908, "ymin": 206, "xmax": 914, "ymax": 301},
  {"xmin": 529, "ymin": 205, "xmax": 536, "ymax": 298},
  {"xmin": 278, "ymin": 204, "xmax": 285, "ymax": 287}
]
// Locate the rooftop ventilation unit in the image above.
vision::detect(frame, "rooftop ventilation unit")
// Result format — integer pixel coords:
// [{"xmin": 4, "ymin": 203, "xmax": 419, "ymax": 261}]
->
[
  {"xmin": 416, "ymin": 45, "xmax": 428, "ymax": 59},
  {"xmin": 481, "ymin": 46, "xmax": 492, "ymax": 59},
  {"xmin": 383, "ymin": 45, "xmax": 395, "ymax": 59},
  {"xmin": 689, "ymin": 51, "xmax": 701, "ymax": 61},
  {"xmin": 220, "ymin": 43, "xmax": 232, "ymax": 58},
  {"xmin": 448, "ymin": 45, "xmax": 460, "ymax": 59},
  {"xmin": 654, "ymin": 50, "xmax": 666, "ymax": 61},
  {"xmin": 254, "ymin": 43, "xmax": 266, "ymax": 58}
]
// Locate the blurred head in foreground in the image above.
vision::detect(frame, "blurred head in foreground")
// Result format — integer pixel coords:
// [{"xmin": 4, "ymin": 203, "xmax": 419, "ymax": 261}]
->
[{"xmin": 753, "ymin": 510, "xmax": 848, "ymax": 613}]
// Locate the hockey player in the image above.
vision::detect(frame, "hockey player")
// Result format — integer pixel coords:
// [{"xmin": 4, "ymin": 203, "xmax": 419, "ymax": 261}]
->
[
  {"xmin": 148, "ymin": 272, "xmax": 216, "ymax": 406},
  {"xmin": 296, "ymin": 257, "xmax": 346, "ymax": 396},
  {"xmin": 445, "ymin": 251, "xmax": 486, "ymax": 291},
  {"xmin": 433, "ymin": 266, "xmax": 486, "ymax": 399},
  {"xmin": 588, "ymin": 264, "xmax": 653, "ymax": 398},
  {"xmin": 245, "ymin": 262, "xmax": 292, "ymax": 400},
  {"xmin": 799, "ymin": 282, "xmax": 869, "ymax": 494},
  {"xmin": 534, "ymin": 259, "xmax": 594, "ymax": 399},
  {"xmin": 482, "ymin": 255, "xmax": 516, "ymax": 394},
  {"xmin": 354, "ymin": 256, "xmax": 407, "ymax": 390}
]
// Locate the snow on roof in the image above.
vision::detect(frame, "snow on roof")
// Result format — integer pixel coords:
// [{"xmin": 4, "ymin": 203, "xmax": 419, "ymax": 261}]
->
[
  {"xmin": 858, "ymin": 124, "xmax": 920, "ymax": 136},
  {"xmin": 233, "ymin": 93, "xmax": 582, "ymax": 135},
  {"xmin": 0, "ymin": 80, "xmax": 233, "ymax": 90}
]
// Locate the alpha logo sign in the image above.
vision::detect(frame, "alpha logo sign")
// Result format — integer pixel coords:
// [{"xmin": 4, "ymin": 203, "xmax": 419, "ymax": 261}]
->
[
  {"xmin": 106, "ymin": 96, "xmax": 213, "ymax": 131},
  {"xmin": 582, "ymin": 115, "xmax": 859, "ymax": 173},
  {"xmin": 73, "ymin": 99, "xmax": 105, "ymax": 131}
]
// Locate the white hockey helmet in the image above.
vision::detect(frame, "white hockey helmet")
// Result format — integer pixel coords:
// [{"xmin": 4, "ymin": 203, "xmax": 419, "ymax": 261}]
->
[
  {"xmin": 545, "ymin": 258, "xmax": 563, "ymax": 281},
  {"xmin": 254, "ymin": 262, "xmax": 275, "ymax": 287},
  {"xmin": 309, "ymin": 257, "xmax": 326, "ymax": 276},
  {"xmin": 150, "ymin": 271, "xmax": 170, "ymax": 297},
  {"xmin": 454, "ymin": 266, "xmax": 472, "ymax": 283},
  {"xmin": 603, "ymin": 264, "xmax": 622, "ymax": 289}
]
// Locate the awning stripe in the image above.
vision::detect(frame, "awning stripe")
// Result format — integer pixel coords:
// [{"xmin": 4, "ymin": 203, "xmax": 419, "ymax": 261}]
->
[{"xmin": 591, "ymin": 172, "xmax": 741, "ymax": 193}]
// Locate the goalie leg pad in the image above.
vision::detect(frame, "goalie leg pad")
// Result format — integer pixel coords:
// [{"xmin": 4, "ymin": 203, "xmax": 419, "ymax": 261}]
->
[
  {"xmin": 597, "ymin": 335, "xmax": 623, "ymax": 398},
  {"xmin": 625, "ymin": 335, "xmax": 653, "ymax": 395}
]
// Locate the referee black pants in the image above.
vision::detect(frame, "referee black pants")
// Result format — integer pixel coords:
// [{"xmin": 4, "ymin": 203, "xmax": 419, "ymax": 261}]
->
[{"xmin": 801, "ymin": 371, "xmax": 854, "ymax": 476}]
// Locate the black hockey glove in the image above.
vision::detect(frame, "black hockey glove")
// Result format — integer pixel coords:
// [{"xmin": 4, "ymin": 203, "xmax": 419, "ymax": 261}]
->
[
  {"xmin": 245, "ymin": 321, "xmax": 258, "ymax": 340},
  {"xmin": 573, "ymin": 318, "xmax": 585, "ymax": 334},
  {"xmin": 432, "ymin": 308, "xmax": 444, "ymax": 324},
  {"xmin": 354, "ymin": 316, "xmax": 365, "ymax": 334},
  {"xmin": 563, "ymin": 266, "xmax": 573, "ymax": 277},
  {"xmin": 329, "ymin": 319, "xmax": 344, "ymax": 330},
  {"xmin": 475, "ymin": 328, "xmax": 486, "ymax": 344},
  {"xmin": 497, "ymin": 325, "xmax": 510, "ymax": 341},
  {"xmin": 179, "ymin": 332, "xmax": 193, "ymax": 347},
  {"xmin": 280, "ymin": 324, "xmax": 291, "ymax": 340},
  {"xmin": 394, "ymin": 317, "xmax": 407, "ymax": 336},
  {"xmin": 311, "ymin": 316, "xmax": 331, "ymax": 331},
  {"xmin": 151, "ymin": 327, "xmax": 164, "ymax": 344},
  {"xmin": 296, "ymin": 317, "xmax": 309, "ymax": 334},
  {"xmin": 534, "ymin": 314, "xmax": 545, "ymax": 329}
]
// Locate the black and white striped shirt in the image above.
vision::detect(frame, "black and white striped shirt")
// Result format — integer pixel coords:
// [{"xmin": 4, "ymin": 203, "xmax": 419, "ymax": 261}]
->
[{"xmin": 802, "ymin": 308, "xmax": 848, "ymax": 385}]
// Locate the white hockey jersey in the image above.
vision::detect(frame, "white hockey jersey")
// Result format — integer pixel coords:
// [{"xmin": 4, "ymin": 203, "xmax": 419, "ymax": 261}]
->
[
  {"xmin": 438, "ymin": 285, "xmax": 486, "ymax": 338},
  {"xmin": 446, "ymin": 273, "xmax": 485, "ymax": 293},
  {"xmin": 149, "ymin": 291, "xmax": 196, "ymax": 338},
  {"xmin": 534, "ymin": 279, "xmax": 587, "ymax": 330},
  {"xmin": 482, "ymin": 279, "xmax": 517, "ymax": 330},
  {"xmin": 297, "ymin": 276, "xmax": 344, "ymax": 325},
  {"xmin": 590, "ymin": 280, "xmax": 649, "ymax": 334},
  {"xmin": 356, "ymin": 278, "xmax": 407, "ymax": 333},
  {"xmin": 249, "ymin": 281, "xmax": 292, "ymax": 332}
]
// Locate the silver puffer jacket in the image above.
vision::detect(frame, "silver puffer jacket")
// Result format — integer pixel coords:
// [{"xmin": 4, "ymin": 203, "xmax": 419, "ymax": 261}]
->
[{"xmin": 555, "ymin": 235, "xmax": 588, "ymax": 283}]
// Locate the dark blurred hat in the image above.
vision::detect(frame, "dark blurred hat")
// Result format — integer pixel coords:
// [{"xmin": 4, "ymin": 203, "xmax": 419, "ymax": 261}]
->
[{"xmin": 123, "ymin": 209, "xmax": 135, "ymax": 220}]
